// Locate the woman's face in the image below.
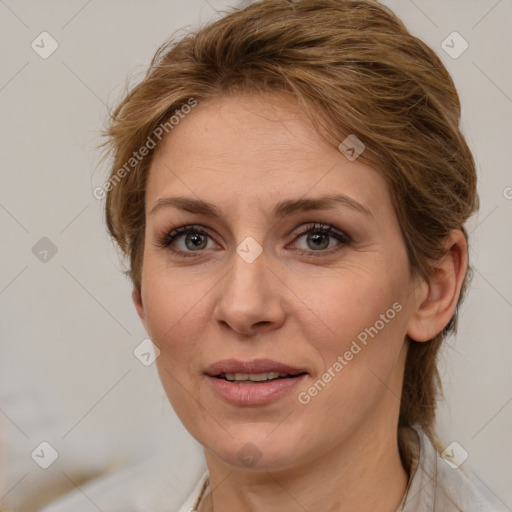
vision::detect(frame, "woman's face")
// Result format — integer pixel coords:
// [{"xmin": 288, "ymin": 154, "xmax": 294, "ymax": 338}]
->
[{"xmin": 135, "ymin": 93, "xmax": 423, "ymax": 471}]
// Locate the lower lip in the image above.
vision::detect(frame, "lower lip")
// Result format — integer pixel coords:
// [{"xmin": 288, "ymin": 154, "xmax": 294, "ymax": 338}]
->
[{"xmin": 206, "ymin": 374, "xmax": 307, "ymax": 406}]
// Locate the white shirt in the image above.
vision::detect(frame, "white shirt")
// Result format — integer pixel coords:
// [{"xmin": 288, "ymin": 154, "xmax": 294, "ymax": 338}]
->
[{"xmin": 178, "ymin": 425, "xmax": 508, "ymax": 512}]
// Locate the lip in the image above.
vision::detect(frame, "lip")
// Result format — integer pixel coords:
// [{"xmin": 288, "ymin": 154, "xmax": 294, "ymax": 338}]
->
[
  {"xmin": 204, "ymin": 358, "xmax": 308, "ymax": 406},
  {"xmin": 205, "ymin": 358, "xmax": 307, "ymax": 376}
]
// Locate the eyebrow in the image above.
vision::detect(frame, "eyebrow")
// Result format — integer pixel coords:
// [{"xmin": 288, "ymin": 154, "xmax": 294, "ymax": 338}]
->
[{"xmin": 148, "ymin": 193, "xmax": 373, "ymax": 219}]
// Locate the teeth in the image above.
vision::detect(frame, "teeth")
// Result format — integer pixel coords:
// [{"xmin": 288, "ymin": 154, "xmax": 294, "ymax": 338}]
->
[{"xmin": 223, "ymin": 372, "xmax": 289, "ymax": 382}]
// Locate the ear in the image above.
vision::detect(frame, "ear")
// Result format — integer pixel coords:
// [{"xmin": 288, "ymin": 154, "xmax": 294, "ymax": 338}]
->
[
  {"xmin": 407, "ymin": 230, "xmax": 468, "ymax": 342},
  {"xmin": 132, "ymin": 287, "xmax": 147, "ymax": 330}
]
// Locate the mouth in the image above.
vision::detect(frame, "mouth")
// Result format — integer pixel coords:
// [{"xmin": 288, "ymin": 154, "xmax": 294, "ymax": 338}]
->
[
  {"xmin": 204, "ymin": 358, "xmax": 308, "ymax": 405},
  {"xmin": 215, "ymin": 371, "xmax": 307, "ymax": 384},
  {"xmin": 205, "ymin": 358, "xmax": 308, "ymax": 381}
]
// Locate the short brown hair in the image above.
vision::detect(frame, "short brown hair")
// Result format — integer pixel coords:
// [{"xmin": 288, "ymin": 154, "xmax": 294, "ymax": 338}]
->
[{"xmin": 102, "ymin": 0, "xmax": 478, "ymax": 440}]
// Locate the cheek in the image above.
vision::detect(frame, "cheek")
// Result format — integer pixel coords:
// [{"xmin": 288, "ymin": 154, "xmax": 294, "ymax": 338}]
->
[
  {"xmin": 293, "ymin": 263, "xmax": 408, "ymax": 403},
  {"xmin": 141, "ymin": 274, "xmax": 207, "ymax": 425},
  {"xmin": 298, "ymin": 263, "xmax": 405, "ymax": 351},
  {"xmin": 141, "ymin": 268, "xmax": 204, "ymax": 366}
]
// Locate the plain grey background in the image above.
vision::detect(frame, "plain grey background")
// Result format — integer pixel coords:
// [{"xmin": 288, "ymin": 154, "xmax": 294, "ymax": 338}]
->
[{"xmin": 0, "ymin": 0, "xmax": 511, "ymax": 510}]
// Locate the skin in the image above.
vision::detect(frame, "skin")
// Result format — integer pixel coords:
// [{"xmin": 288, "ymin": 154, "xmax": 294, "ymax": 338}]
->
[{"xmin": 133, "ymin": 93, "xmax": 467, "ymax": 511}]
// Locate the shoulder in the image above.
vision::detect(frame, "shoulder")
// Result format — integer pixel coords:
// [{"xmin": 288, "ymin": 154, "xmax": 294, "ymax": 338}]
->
[
  {"xmin": 39, "ymin": 453, "xmax": 207, "ymax": 512},
  {"xmin": 402, "ymin": 425, "xmax": 508, "ymax": 512}
]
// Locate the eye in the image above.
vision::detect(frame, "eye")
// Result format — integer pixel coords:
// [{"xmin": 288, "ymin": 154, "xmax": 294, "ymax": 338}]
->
[
  {"xmin": 155, "ymin": 222, "xmax": 351, "ymax": 258},
  {"xmin": 289, "ymin": 222, "xmax": 351, "ymax": 256},
  {"xmin": 155, "ymin": 225, "xmax": 218, "ymax": 257}
]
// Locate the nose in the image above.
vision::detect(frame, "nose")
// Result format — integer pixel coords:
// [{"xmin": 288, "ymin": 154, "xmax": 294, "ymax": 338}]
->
[{"xmin": 212, "ymin": 245, "xmax": 286, "ymax": 337}]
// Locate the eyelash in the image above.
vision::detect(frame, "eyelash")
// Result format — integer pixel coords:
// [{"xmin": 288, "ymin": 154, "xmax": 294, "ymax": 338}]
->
[{"xmin": 155, "ymin": 222, "xmax": 351, "ymax": 258}]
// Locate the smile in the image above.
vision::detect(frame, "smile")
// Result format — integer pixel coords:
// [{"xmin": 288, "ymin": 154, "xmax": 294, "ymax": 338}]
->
[
  {"xmin": 205, "ymin": 359, "xmax": 308, "ymax": 405},
  {"xmin": 218, "ymin": 371, "xmax": 297, "ymax": 383}
]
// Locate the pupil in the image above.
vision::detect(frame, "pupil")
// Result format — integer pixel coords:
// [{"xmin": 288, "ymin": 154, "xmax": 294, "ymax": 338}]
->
[
  {"xmin": 186, "ymin": 233, "xmax": 207, "ymax": 250},
  {"xmin": 308, "ymin": 232, "xmax": 328, "ymax": 250}
]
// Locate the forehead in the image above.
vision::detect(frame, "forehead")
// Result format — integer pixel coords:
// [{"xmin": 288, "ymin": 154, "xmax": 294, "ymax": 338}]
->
[{"xmin": 146, "ymin": 94, "xmax": 390, "ymax": 219}]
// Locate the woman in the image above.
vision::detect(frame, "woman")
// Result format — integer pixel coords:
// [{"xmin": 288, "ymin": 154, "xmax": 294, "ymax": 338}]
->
[{"xmin": 101, "ymin": 0, "xmax": 502, "ymax": 510}]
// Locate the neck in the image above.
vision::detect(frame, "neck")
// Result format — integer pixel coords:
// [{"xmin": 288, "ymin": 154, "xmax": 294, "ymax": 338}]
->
[{"xmin": 199, "ymin": 418, "xmax": 409, "ymax": 512}]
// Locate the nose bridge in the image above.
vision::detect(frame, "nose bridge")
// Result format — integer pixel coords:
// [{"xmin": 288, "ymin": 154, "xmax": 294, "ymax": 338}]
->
[
  {"xmin": 213, "ymin": 238, "xmax": 285, "ymax": 335},
  {"xmin": 223, "ymin": 239, "xmax": 269, "ymax": 309}
]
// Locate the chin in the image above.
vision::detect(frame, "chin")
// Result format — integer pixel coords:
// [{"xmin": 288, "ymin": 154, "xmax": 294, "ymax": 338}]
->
[
  {"xmin": 213, "ymin": 444, "xmax": 300, "ymax": 472},
  {"xmin": 203, "ymin": 424, "xmax": 309, "ymax": 472}
]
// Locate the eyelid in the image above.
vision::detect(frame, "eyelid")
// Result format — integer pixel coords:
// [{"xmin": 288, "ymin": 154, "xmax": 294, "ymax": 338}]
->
[
  {"xmin": 292, "ymin": 222, "xmax": 352, "ymax": 243},
  {"xmin": 154, "ymin": 224, "xmax": 219, "ymax": 257},
  {"xmin": 286, "ymin": 222, "xmax": 351, "ymax": 256}
]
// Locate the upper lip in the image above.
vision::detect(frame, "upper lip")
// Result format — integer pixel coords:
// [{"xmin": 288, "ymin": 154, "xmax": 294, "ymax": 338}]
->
[{"xmin": 205, "ymin": 358, "xmax": 308, "ymax": 377}]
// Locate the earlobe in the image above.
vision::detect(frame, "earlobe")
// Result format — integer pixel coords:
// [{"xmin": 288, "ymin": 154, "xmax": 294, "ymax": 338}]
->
[
  {"xmin": 406, "ymin": 230, "xmax": 468, "ymax": 342},
  {"xmin": 132, "ymin": 287, "xmax": 147, "ymax": 329}
]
